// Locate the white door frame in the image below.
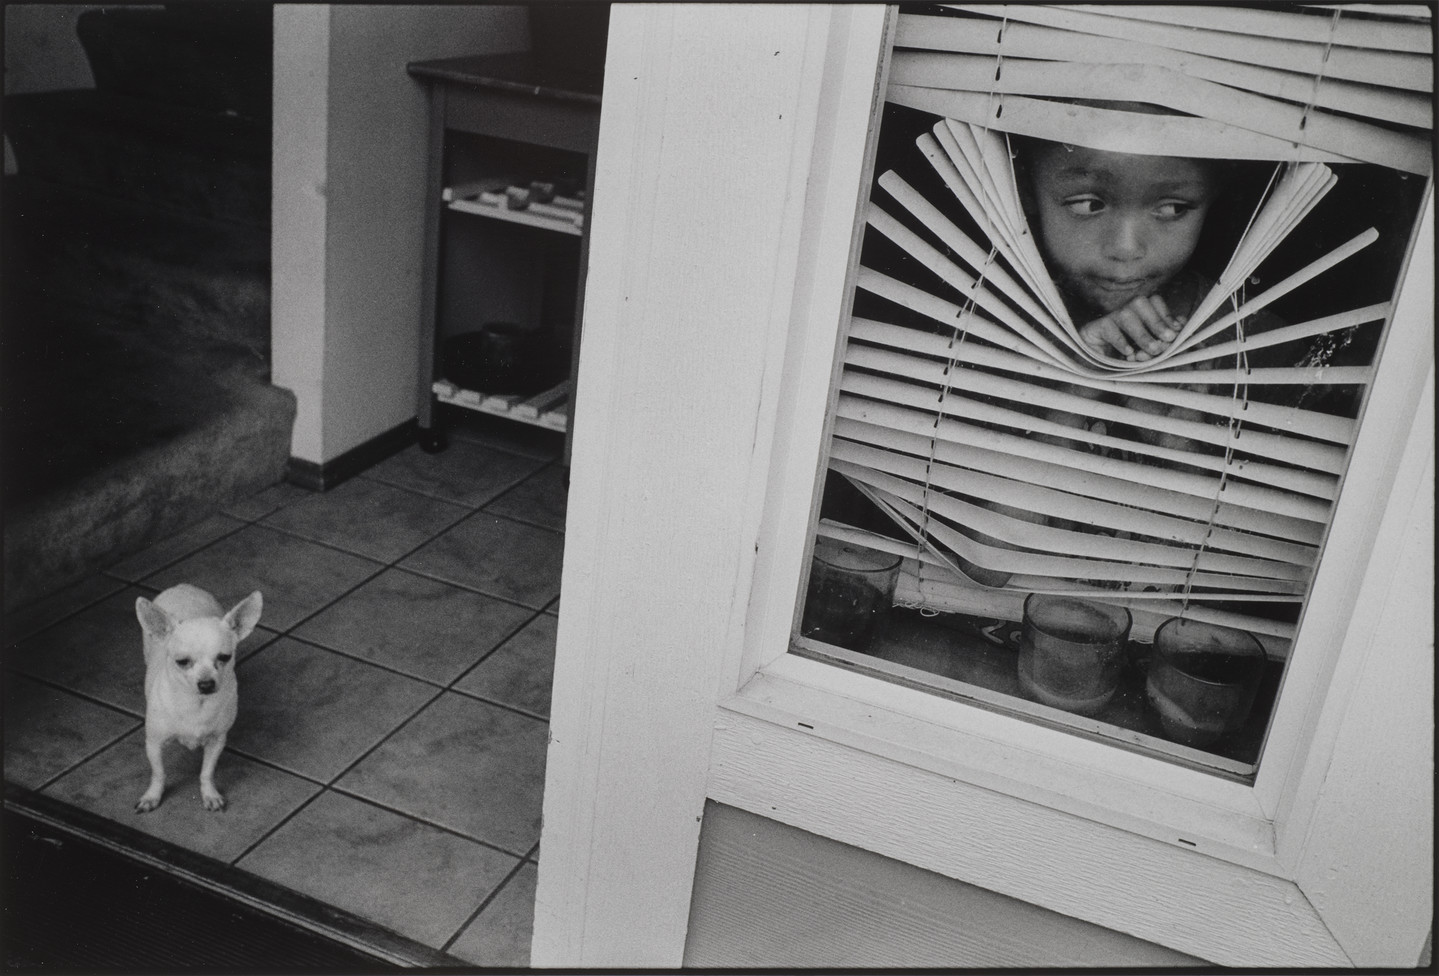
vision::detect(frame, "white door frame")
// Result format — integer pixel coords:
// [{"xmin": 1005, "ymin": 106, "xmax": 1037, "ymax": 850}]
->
[{"xmin": 534, "ymin": 5, "xmax": 1434, "ymax": 967}]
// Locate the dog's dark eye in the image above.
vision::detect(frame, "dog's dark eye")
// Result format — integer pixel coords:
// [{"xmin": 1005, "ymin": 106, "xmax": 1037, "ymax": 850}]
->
[
  {"xmin": 218, "ymin": 654, "xmax": 232, "ymax": 665},
  {"xmin": 176, "ymin": 658, "xmax": 192, "ymax": 668}
]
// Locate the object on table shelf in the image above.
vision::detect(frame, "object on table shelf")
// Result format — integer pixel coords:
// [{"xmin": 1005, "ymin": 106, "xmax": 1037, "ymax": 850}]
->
[
  {"xmin": 442, "ymin": 322, "xmax": 554, "ymax": 396},
  {"xmin": 505, "ymin": 186, "xmax": 531, "ymax": 210},
  {"xmin": 443, "ymin": 179, "xmax": 585, "ymax": 229},
  {"xmin": 432, "ymin": 379, "xmax": 570, "ymax": 433}
]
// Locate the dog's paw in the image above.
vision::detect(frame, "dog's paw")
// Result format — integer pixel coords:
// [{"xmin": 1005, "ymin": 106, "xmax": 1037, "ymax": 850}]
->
[
  {"xmin": 135, "ymin": 794, "xmax": 161, "ymax": 814},
  {"xmin": 201, "ymin": 790, "xmax": 227, "ymax": 812}
]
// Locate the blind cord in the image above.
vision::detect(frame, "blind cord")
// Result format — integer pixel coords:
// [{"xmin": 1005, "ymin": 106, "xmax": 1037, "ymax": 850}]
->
[
  {"xmin": 1180, "ymin": 284, "xmax": 1253, "ymax": 615},
  {"xmin": 915, "ymin": 7, "xmax": 1008, "ymax": 597},
  {"xmin": 1296, "ymin": 9, "xmax": 1343, "ymax": 152}
]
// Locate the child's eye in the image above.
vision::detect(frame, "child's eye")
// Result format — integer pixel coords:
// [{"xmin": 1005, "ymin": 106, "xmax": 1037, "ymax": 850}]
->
[
  {"xmin": 1062, "ymin": 196, "xmax": 1105, "ymax": 216},
  {"xmin": 1155, "ymin": 201, "xmax": 1195, "ymax": 219},
  {"xmin": 176, "ymin": 658, "xmax": 192, "ymax": 669}
]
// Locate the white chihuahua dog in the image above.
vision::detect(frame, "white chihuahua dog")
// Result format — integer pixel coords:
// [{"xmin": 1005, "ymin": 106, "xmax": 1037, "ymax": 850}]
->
[{"xmin": 135, "ymin": 583, "xmax": 262, "ymax": 813}]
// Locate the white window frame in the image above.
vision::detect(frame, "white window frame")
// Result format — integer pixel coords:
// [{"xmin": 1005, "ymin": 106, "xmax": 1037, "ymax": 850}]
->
[{"xmin": 535, "ymin": 5, "xmax": 1434, "ymax": 968}]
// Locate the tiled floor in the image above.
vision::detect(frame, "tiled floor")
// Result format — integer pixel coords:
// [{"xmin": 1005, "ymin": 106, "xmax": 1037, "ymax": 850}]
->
[{"xmin": 2, "ymin": 417, "xmax": 566, "ymax": 966}]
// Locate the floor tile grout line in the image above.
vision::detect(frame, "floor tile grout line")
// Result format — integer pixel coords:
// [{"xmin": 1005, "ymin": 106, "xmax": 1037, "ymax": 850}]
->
[
  {"xmin": 227, "ymin": 782, "xmax": 331, "ymax": 868},
  {"xmin": 116, "ymin": 488, "xmax": 557, "ymax": 640},
  {"xmin": 475, "ymin": 503, "xmax": 566, "ymax": 538},
  {"xmin": 234, "ymin": 607, "xmax": 551, "ymax": 792},
  {"xmin": 324, "ymin": 782, "xmax": 535, "ymax": 862},
  {"xmin": 211, "ymin": 745, "xmax": 331, "ymax": 793},
  {"xmin": 442, "ymin": 605, "xmax": 549, "ymax": 685},
  {"xmin": 313, "ymin": 684, "xmax": 446, "ymax": 787},
  {"xmin": 260, "ymin": 513, "xmax": 558, "ymax": 642},
  {"xmin": 355, "ymin": 460, "xmax": 550, "ymax": 512},
  {"xmin": 474, "ymin": 503, "xmax": 567, "ymax": 535},
  {"xmin": 3, "ymin": 580, "xmax": 138, "ymax": 647},
  {"xmin": 436, "ymin": 503, "xmax": 566, "ymax": 540},
  {"xmin": 389, "ymin": 563, "xmax": 560, "ymax": 613},
  {"xmin": 283, "ymin": 606, "xmax": 549, "ymax": 704},
  {"xmin": 250, "ymin": 508, "xmax": 472, "ymax": 567},
  {"xmin": 21, "ymin": 720, "xmax": 143, "ymax": 796},
  {"xmin": 99, "ymin": 515, "xmax": 252, "ymax": 587},
  {"xmin": 359, "ymin": 468, "xmax": 540, "ymax": 513},
  {"xmin": 223, "ymin": 481, "xmax": 314, "ymax": 524},
  {"xmin": 221, "ymin": 674, "xmax": 448, "ymax": 869},
  {"xmin": 224, "ymin": 650, "xmax": 446, "ymax": 794},
  {"xmin": 439, "ymin": 845, "xmax": 537, "ymax": 955},
  {"xmin": 1, "ymin": 668, "xmax": 145, "ymax": 723},
  {"xmin": 134, "ymin": 521, "xmax": 392, "ymax": 587},
  {"xmin": 247, "ymin": 662, "xmax": 542, "ymax": 860},
  {"xmin": 261, "ymin": 562, "xmax": 393, "ymax": 642},
  {"xmin": 246, "ymin": 631, "xmax": 456, "ymax": 690},
  {"xmin": 445, "ymin": 683, "xmax": 549, "ymax": 725}
]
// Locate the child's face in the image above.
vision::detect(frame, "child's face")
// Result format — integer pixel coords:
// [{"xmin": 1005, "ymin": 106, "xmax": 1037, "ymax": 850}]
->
[{"xmin": 1027, "ymin": 145, "xmax": 1215, "ymax": 315}]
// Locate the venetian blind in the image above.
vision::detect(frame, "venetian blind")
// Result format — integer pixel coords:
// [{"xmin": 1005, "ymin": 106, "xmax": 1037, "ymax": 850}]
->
[{"xmin": 819, "ymin": 3, "xmax": 1433, "ymax": 657}]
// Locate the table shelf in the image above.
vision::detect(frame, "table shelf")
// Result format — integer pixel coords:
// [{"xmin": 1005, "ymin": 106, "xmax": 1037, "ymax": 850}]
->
[
  {"xmin": 410, "ymin": 53, "xmax": 600, "ymax": 459},
  {"xmin": 433, "ymin": 378, "xmax": 570, "ymax": 432},
  {"xmin": 444, "ymin": 179, "xmax": 584, "ymax": 235}
]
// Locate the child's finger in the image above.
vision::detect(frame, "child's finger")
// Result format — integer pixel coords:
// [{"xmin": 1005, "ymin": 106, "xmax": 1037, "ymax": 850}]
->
[
  {"xmin": 1130, "ymin": 298, "xmax": 1179, "ymax": 341},
  {"xmin": 1081, "ymin": 318, "xmax": 1133, "ymax": 358},
  {"xmin": 1111, "ymin": 306, "xmax": 1167, "ymax": 357}
]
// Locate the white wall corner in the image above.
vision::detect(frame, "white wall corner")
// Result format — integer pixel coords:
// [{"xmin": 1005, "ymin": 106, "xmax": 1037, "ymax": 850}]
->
[
  {"xmin": 271, "ymin": 4, "xmax": 531, "ymax": 466},
  {"xmin": 270, "ymin": 4, "xmax": 332, "ymax": 464}
]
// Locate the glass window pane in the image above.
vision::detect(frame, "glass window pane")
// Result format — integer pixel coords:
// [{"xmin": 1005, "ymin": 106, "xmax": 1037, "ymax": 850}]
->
[{"xmin": 794, "ymin": 4, "xmax": 1431, "ymax": 778}]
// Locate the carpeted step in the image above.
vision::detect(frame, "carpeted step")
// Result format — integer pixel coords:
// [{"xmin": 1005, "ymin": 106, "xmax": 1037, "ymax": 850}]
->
[
  {"xmin": 2, "ymin": 318, "xmax": 296, "ymax": 610},
  {"xmin": 1, "ymin": 291, "xmax": 296, "ymax": 609},
  {"xmin": 76, "ymin": 3, "xmax": 272, "ymax": 121},
  {"xmin": 2, "ymin": 178, "xmax": 292, "ymax": 611},
  {"xmin": 5, "ymin": 177, "xmax": 270, "ymax": 365},
  {"xmin": 5, "ymin": 89, "xmax": 269, "ymax": 227}
]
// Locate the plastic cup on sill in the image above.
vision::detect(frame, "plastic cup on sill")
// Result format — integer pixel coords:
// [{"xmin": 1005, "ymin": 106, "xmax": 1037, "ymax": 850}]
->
[
  {"xmin": 800, "ymin": 538, "xmax": 902, "ymax": 654},
  {"xmin": 1017, "ymin": 594, "xmax": 1132, "ymax": 716},
  {"xmin": 1146, "ymin": 618, "xmax": 1265, "ymax": 748}
]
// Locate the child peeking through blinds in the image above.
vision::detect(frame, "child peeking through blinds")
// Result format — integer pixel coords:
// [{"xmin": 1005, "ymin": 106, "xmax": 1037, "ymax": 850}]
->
[
  {"xmin": 1017, "ymin": 138, "xmax": 1219, "ymax": 364},
  {"xmin": 1008, "ymin": 112, "xmax": 1281, "ymax": 464}
]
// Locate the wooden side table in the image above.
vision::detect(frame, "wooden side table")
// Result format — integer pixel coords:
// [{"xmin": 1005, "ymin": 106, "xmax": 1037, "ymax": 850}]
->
[{"xmin": 408, "ymin": 53, "xmax": 602, "ymax": 458}]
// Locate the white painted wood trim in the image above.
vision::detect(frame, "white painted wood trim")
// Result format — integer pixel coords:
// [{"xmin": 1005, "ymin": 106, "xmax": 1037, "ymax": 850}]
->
[
  {"xmin": 710, "ymin": 194, "xmax": 1434, "ymax": 966},
  {"xmin": 736, "ymin": 6, "xmax": 896, "ymax": 688},
  {"xmin": 537, "ymin": 2, "xmax": 1433, "ymax": 966},
  {"xmin": 1255, "ymin": 193, "xmax": 1437, "ymax": 831},
  {"xmin": 1297, "ymin": 367, "xmax": 1433, "ymax": 966},
  {"xmin": 1287, "ymin": 200, "xmax": 1435, "ymax": 965},
  {"xmin": 533, "ymin": 6, "xmax": 876, "ymax": 966},
  {"xmin": 708, "ymin": 708, "xmax": 1344, "ymax": 967},
  {"xmin": 724, "ymin": 659, "xmax": 1278, "ymax": 871}
]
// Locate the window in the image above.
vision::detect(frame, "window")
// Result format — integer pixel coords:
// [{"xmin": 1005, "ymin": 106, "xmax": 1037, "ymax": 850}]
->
[{"xmin": 794, "ymin": 4, "xmax": 1432, "ymax": 777}]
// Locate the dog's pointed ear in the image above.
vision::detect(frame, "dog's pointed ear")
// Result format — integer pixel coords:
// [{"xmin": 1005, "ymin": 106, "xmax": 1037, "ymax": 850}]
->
[
  {"xmin": 136, "ymin": 597, "xmax": 174, "ymax": 640},
  {"xmin": 224, "ymin": 591, "xmax": 263, "ymax": 642}
]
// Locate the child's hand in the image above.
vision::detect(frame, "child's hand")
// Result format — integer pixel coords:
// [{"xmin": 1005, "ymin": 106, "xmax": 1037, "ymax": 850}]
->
[{"xmin": 1079, "ymin": 294, "xmax": 1185, "ymax": 362}]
